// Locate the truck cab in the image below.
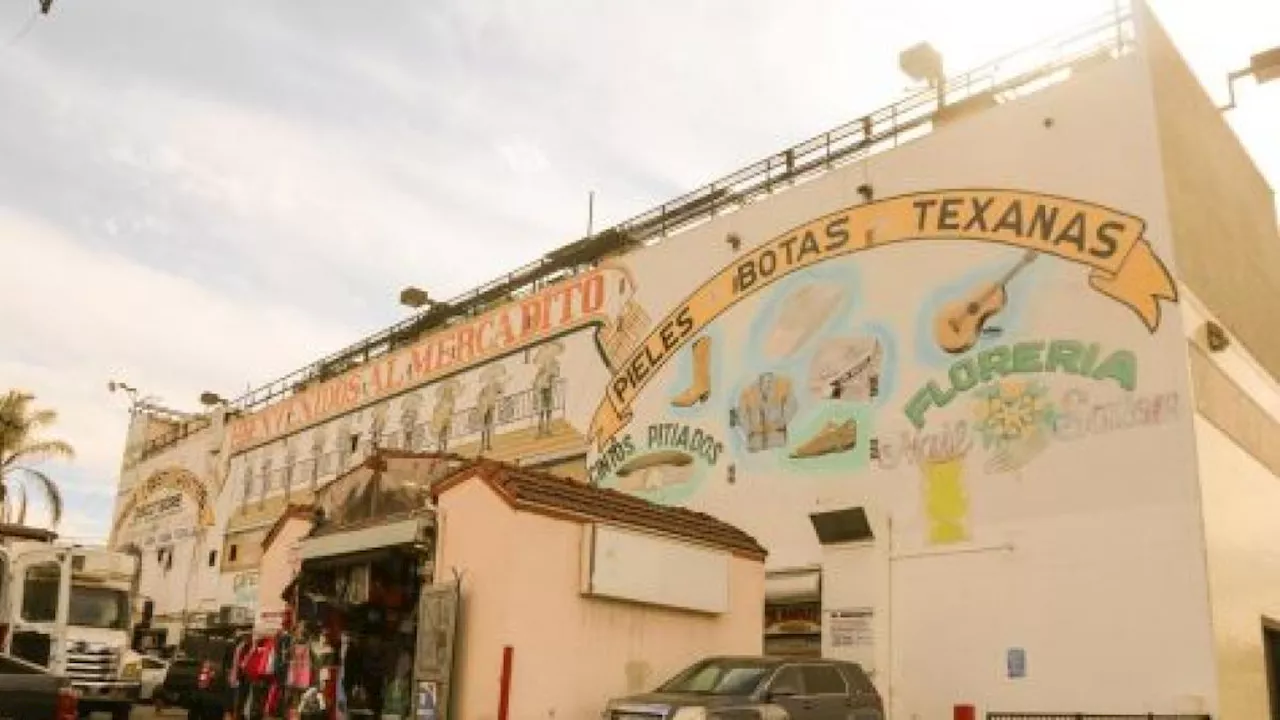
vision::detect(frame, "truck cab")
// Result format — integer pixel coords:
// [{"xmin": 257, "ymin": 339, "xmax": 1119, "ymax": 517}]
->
[{"xmin": 0, "ymin": 542, "xmax": 143, "ymax": 720}]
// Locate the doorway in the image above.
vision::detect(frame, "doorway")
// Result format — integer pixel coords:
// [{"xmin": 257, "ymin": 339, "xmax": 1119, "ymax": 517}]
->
[{"xmin": 1265, "ymin": 620, "xmax": 1280, "ymax": 720}]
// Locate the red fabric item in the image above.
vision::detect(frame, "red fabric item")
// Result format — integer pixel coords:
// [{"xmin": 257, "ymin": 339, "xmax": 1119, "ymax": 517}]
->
[
  {"xmin": 265, "ymin": 684, "xmax": 280, "ymax": 716},
  {"xmin": 244, "ymin": 638, "xmax": 277, "ymax": 682},
  {"xmin": 321, "ymin": 666, "xmax": 338, "ymax": 720}
]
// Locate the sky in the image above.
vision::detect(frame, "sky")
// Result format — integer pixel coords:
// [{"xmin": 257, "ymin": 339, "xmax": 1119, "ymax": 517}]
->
[{"xmin": 1, "ymin": 0, "xmax": 1276, "ymax": 542}]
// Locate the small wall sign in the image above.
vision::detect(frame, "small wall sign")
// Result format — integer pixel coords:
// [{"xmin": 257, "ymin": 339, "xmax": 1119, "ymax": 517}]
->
[{"xmin": 1007, "ymin": 647, "xmax": 1027, "ymax": 679}]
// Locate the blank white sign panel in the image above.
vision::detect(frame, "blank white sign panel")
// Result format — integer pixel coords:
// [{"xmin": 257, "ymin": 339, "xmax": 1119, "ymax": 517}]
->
[{"xmin": 583, "ymin": 524, "xmax": 729, "ymax": 614}]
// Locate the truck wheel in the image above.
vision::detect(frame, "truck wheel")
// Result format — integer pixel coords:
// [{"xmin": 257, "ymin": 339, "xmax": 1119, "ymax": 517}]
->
[{"xmin": 112, "ymin": 706, "xmax": 132, "ymax": 720}]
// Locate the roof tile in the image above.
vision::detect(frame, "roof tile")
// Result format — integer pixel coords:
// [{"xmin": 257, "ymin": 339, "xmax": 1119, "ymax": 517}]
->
[{"xmin": 434, "ymin": 458, "xmax": 766, "ymax": 559}]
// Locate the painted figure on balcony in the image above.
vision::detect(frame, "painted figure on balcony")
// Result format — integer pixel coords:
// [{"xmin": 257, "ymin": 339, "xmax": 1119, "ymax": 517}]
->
[
  {"xmin": 477, "ymin": 365, "xmax": 507, "ymax": 453},
  {"xmin": 431, "ymin": 379, "xmax": 461, "ymax": 453},
  {"xmin": 532, "ymin": 341, "xmax": 564, "ymax": 437},
  {"xmin": 400, "ymin": 392, "xmax": 423, "ymax": 450}
]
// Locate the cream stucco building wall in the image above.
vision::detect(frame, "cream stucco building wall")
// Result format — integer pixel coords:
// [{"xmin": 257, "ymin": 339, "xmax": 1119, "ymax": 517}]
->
[
  {"xmin": 254, "ymin": 512, "xmax": 310, "ymax": 633},
  {"xmin": 110, "ymin": 410, "xmax": 228, "ymax": 640},
  {"xmin": 434, "ymin": 475, "xmax": 764, "ymax": 720}
]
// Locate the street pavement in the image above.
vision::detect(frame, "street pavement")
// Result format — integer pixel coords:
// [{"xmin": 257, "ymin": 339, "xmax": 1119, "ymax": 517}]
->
[{"xmin": 81, "ymin": 704, "xmax": 171, "ymax": 720}]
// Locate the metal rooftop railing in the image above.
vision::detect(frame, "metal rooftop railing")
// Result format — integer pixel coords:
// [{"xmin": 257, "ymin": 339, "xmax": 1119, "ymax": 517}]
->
[{"xmin": 208, "ymin": 3, "xmax": 1134, "ymax": 428}]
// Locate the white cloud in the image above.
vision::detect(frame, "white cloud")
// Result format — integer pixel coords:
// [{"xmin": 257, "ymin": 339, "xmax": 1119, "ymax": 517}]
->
[{"xmin": 0, "ymin": 207, "xmax": 358, "ymax": 514}]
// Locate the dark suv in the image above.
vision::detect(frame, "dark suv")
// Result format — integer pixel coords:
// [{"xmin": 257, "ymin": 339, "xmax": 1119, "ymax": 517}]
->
[
  {"xmin": 158, "ymin": 627, "xmax": 248, "ymax": 720},
  {"xmin": 603, "ymin": 656, "xmax": 883, "ymax": 720}
]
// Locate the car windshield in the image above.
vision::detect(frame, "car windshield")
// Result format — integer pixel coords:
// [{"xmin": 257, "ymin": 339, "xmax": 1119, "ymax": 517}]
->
[
  {"xmin": 68, "ymin": 586, "xmax": 130, "ymax": 630},
  {"xmin": 657, "ymin": 659, "xmax": 774, "ymax": 696}
]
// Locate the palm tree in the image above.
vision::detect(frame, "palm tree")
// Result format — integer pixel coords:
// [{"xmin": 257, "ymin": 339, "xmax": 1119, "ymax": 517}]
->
[{"xmin": 0, "ymin": 390, "xmax": 72, "ymax": 527}]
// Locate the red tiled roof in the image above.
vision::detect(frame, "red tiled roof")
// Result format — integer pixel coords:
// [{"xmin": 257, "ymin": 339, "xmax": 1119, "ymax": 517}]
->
[{"xmin": 431, "ymin": 458, "xmax": 766, "ymax": 560}]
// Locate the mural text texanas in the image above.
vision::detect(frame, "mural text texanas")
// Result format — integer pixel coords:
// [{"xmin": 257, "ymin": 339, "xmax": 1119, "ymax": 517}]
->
[{"xmin": 590, "ymin": 189, "xmax": 1178, "ymax": 448}]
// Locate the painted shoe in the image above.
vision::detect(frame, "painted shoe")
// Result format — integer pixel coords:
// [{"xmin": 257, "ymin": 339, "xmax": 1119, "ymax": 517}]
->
[
  {"xmin": 789, "ymin": 419, "xmax": 858, "ymax": 459},
  {"xmin": 616, "ymin": 450, "xmax": 695, "ymax": 478}
]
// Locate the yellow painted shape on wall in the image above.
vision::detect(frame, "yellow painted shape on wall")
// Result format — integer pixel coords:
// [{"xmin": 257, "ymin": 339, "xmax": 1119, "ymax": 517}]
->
[{"xmin": 922, "ymin": 454, "xmax": 970, "ymax": 545}]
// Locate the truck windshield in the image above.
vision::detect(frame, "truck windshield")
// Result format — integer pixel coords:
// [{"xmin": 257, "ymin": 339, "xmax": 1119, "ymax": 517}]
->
[{"xmin": 69, "ymin": 586, "xmax": 129, "ymax": 630}]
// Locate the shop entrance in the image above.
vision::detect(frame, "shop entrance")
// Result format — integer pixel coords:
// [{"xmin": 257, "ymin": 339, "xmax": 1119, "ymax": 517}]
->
[
  {"xmin": 291, "ymin": 545, "xmax": 427, "ymax": 719},
  {"xmin": 764, "ymin": 568, "xmax": 823, "ymax": 658}
]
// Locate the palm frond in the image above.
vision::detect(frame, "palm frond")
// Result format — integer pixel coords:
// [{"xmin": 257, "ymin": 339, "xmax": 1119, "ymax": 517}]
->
[
  {"xmin": 2, "ymin": 440, "xmax": 75, "ymax": 468},
  {"xmin": 26, "ymin": 408, "xmax": 58, "ymax": 428},
  {"xmin": 0, "ymin": 391, "xmax": 34, "ymax": 414},
  {"xmin": 13, "ymin": 483, "xmax": 27, "ymax": 526},
  {"xmin": 12, "ymin": 466, "xmax": 62, "ymax": 527}
]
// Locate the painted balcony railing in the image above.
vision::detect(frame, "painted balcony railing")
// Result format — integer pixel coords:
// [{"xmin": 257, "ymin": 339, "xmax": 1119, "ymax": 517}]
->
[{"xmin": 237, "ymin": 380, "xmax": 567, "ymax": 507}]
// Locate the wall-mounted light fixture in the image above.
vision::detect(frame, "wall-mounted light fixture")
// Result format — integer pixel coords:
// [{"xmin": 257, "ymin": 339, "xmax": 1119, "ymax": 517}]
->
[
  {"xmin": 726, "ymin": 232, "xmax": 742, "ymax": 251},
  {"xmin": 1220, "ymin": 46, "xmax": 1280, "ymax": 111},
  {"xmin": 899, "ymin": 41, "xmax": 946, "ymax": 107},
  {"xmin": 399, "ymin": 286, "xmax": 434, "ymax": 309},
  {"xmin": 199, "ymin": 392, "xmax": 227, "ymax": 407}
]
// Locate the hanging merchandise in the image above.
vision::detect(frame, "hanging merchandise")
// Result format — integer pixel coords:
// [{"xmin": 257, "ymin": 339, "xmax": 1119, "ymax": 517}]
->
[
  {"xmin": 347, "ymin": 564, "xmax": 371, "ymax": 605},
  {"xmin": 288, "ymin": 637, "xmax": 314, "ymax": 689},
  {"xmin": 298, "ymin": 687, "xmax": 327, "ymax": 720},
  {"xmin": 336, "ymin": 633, "xmax": 351, "ymax": 720},
  {"xmin": 381, "ymin": 652, "xmax": 413, "ymax": 720}
]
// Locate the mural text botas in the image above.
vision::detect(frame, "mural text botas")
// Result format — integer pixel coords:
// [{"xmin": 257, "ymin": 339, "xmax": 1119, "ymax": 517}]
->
[{"xmin": 590, "ymin": 188, "xmax": 1178, "ymax": 450}]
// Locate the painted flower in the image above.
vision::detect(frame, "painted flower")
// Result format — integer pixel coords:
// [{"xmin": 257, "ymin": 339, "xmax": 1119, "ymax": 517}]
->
[{"xmin": 973, "ymin": 379, "xmax": 1055, "ymax": 445}]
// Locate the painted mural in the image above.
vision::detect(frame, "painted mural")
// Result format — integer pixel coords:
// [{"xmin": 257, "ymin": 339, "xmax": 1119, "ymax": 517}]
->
[
  {"xmin": 226, "ymin": 265, "xmax": 644, "ymax": 454},
  {"xmin": 582, "ymin": 187, "xmax": 1181, "ymax": 557},
  {"xmin": 124, "ymin": 185, "xmax": 1186, "ymax": 567},
  {"xmin": 111, "ymin": 467, "xmax": 213, "ymax": 549}
]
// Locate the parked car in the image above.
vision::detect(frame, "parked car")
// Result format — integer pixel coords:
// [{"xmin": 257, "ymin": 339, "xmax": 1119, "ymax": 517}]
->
[
  {"xmin": 602, "ymin": 656, "xmax": 884, "ymax": 720},
  {"xmin": 157, "ymin": 626, "xmax": 248, "ymax": 718},
  {"xmin": 0, "ymin": 652, "xmax": 78, "ymax": 720}
]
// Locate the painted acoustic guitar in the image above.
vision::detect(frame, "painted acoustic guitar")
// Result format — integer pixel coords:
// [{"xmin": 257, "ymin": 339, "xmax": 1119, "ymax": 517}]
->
[{"xmin": 933, "ymin": 249, "xmax": 1039, "ymax": 355}]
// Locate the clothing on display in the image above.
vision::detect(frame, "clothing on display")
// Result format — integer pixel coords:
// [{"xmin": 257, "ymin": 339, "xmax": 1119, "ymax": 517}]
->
[
  {"xmin": 263, "ymin": 551, "xmax": 424, "ymax": 720},
  {"xmin": 735, "ymin": 372, "xmax": 798, "ymax": 452},
  {"xmin": 345, "ymin": 565, "xmax": 371, "ymax": 605}
]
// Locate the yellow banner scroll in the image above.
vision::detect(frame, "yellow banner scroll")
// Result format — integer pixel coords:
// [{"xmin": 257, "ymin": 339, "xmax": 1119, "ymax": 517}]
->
[{"xmin": 588, "ymin": 188, "xmax": 1177, "ymax": 450}]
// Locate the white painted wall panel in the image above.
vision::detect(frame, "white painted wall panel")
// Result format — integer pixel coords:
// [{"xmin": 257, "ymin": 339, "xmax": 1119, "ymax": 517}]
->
[{"xmin": 582, "ymin": 524, "xmax": 729, "ymax": 614}]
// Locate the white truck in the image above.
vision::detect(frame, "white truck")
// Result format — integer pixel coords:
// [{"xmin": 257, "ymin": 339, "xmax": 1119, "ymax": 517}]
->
[{"xmin": 0, "ymin": 541, "xmax": 144, "ymax": 720}]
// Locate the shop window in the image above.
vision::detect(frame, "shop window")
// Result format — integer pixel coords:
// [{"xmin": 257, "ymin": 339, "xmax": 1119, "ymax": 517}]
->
[
  {"xmin": 208, "ymin": 550, "xmax": 217, "ymax": 567},
  {"xmin": 165, "ymin": 551, "xmax": 174, "ymax": 572},
  {"xmin": 21, "ymin": 562, "xmax": 60, "ymax": 623},
  {"xmin": 228, "ymin": 545, "xmax": 239, "ymax": 563},
  {"xmin": 349, "ymin": 434, "xmax": 359, "ymax": 453}
]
